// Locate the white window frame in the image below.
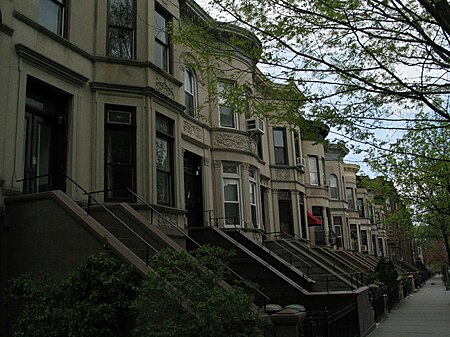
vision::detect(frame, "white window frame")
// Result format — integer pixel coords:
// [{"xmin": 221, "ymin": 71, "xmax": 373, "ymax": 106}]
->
[
  {"xmin": 249, "ymin": 169, "xmax": 260, "ymax": 228},
  {"xmin": 308, "ymin": 156, "xmax": 319, "ymax": 186},
  {"xmin": 218, "ymin": 82, "xmax": 237, "ymax": 129},
  {"xmin": 329, "ymin": 174, "xmax": 339, "ymax": 199},
  {"xmin": 222, "ymin": 163, "xmax": 242, "ymax": 227},
  {"xmin": 184, "ymin": 67, "xmax": 196, "ymax": 117}
]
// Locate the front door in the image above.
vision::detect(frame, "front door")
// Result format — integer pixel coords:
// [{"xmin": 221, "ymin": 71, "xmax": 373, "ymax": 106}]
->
[
  {"xmin": 23, "ymin": 80, "xmax": 67, "ymax": 193},
  {"xmin": 184, "ymin": 151, "xmax": 203, "ymax": 227}
]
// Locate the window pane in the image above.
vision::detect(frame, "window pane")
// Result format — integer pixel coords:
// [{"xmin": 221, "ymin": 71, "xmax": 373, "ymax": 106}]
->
[
  {"xmin": 224, "ymin": 179, "xmax": 238, "ymax": 201},
  {"xmin": 157, "ymin": 171, "xmax": 171, "ymax": 205},
  {"xmin": 156, "ymin": 138, "xmax": 170, "ymax": 171},
  {"xmin": 109, "ymin": 0, "xmax": 133, "ymax": 27},
  {"xmin": 39, "ymin": 0, "xmax": 62, "ymax": 34},
  {"xmin": 106, "ymin": 164, "xmax": 133, "ymax": 198},
  {"xmin": 275, "ymin": 148, "xmax": 287, "ymax": 165},
  {"xmin": 106, "ymin": 131, "xmax": 132, "ymax": 164},
  {"xmin": 108, "ymin": 28, "xmax": 133, "ymax": 59},
  {"xmin": 273, "ymin": 129, "xmax": 285, "ymax": 147},
  {"xmin": 155, "ymin": 42, "xmax": 168, "ymax": 71},
  {"xmin": 220, "ymin": 106, "xmax": 235, "ymax": 127},
  {"xmin": 309, "ymin": 156, "xmax": 319, "ymax": 185},
  {"xmin": 223, "ymin": 163, "xmax": 238, "ymax": 174},
  {"xmin": 185, "ymin": 69, "xmax": 193, "ymax": 93},
  {"xmin": 185, "ymin": 93, "xmax": 195, "ymax": 117},
  {"xmin": 225, "ymin": 203, "xmax": 240, "ymax": 223},
  {"xmin": 155, "ymin": 11, "xmax": 168, "ymax": 43}
]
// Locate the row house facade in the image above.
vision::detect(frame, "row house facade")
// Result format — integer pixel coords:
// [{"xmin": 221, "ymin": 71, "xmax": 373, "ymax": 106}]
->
[
  {"xmin": 1, "ymin": 2, "xmax": 424, "ymax": 335},
  {"xmin": 1, "ymin": 0, "xmax": 404, "ymax": 264}
]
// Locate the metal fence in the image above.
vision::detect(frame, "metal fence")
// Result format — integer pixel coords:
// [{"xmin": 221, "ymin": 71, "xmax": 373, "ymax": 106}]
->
[{"xmin": 301, "ymin": 302, "xmax": 359, "ymax": 337}]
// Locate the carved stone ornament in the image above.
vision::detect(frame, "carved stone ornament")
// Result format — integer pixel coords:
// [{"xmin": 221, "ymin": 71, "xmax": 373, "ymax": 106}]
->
[
  {"xmin": 274, "ymin": 169, "xmax": 291, "ymax": 180},
  {"xmin": 155, "ymin": 79, "xmax": 175, "ymax": 99},
  {"xmin": 183, "ymin": 120, "xmax": 202, "ymax": 140},
  {"xmin": 213, "ymin": 133, "xmax": 257, "ymax": 154},
  {"xmin": 156, "ymin": 213, "xmax": 178, "ymax": 227}
]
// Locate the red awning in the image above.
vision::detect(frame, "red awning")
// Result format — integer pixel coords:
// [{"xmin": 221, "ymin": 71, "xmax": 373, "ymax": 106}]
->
[{"xmin": 307, "ymin": 211, "xmax": 322, "ymax": 226}]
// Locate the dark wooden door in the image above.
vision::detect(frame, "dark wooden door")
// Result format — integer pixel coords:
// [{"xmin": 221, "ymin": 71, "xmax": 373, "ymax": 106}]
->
[{"xmin": 184, "ymin": 152, "xmax": 203, "ymax": 227}]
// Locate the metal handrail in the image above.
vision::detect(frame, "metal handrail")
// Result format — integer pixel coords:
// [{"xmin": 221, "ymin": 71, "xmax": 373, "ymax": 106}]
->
[
  {"xmin": 240, "ymin": 227, "xmax": 313, "ymax": 277},
  {"xmin": 17, "ymin": 173, "xmax": 159, "ymax": 265},
  {"xmin": 126, "ymin": 188, "xmax": 271, "ymax": 307}
]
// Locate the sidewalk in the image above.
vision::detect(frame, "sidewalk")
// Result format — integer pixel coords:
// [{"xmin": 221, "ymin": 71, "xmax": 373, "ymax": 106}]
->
[{"xmin": 368, "ymin": 275, "xmax": 450, "ymax": 337}]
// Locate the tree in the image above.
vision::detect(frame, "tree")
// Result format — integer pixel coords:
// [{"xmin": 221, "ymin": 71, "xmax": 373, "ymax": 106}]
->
[
  {"xmin": 180, "ymin": 0, "xmax": 450, "ymax": 151},
  {"xmin": 7, "ymin": 246, "xmax": 263, "ymax": 337},
  {"xmin": 368, "ymin": 111, "xmax": 450, "ymax": 265},
  {"xmin": 6, "ymin": 250, "xmax": 141, "ymax": 337},
  {"xmin": 133, "ymin": 245, "xmax": 264, "ymax": 337}
]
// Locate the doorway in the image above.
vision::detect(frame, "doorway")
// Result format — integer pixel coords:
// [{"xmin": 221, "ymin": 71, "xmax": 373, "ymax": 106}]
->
[
  {"xmin": 184, "ymin": 151, "xmax": 203, "ymax": 227},
  {"xmin": 278, "ymin": 190, "xmax": 293, "ymax": 236},
  {"xmin": 23, "ymin": 78, "xmax": 68, "ymax": 193}
]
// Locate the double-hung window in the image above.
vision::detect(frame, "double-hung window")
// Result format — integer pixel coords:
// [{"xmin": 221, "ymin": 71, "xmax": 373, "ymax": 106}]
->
[
  {"xmin": 184, "ymin": 67, "xmax": 196, "ymax": 117},
  {"xmin": 273, "ymin": 128, "xmax": 287, "ymax": 165},
  {"xmin": 155, "ymin": 9, "xmax": 170, "ymax": 72},
  {"xmin": 329, "ymin": 174, "xmax": 339, "ymax": 199},
  {"xmin": 249, "ymin": 169, "xmax": 259, "ymax": 228},
  {"xmin": 308, "ymin": 156, "xmax": 319, "ymax": 185},
  {"xmin": 107, "ymin": 0, "xmax": 135, "ymax": 59},
  {"xmin": 218, "ymin": 82, "xmax": 237, "ymax": 128},
  {"xmin": 156, "ymin": 114, "xmax": 174, "ymax": 206},
  {"xmin": 39, "ymin": 0, "xmax": 66, "ymax": 36},
  {"xmin": 346, "ymin": 187, "xmax": 355, "ymax": 210},
  {"xmin": 222, "ymin": 163, "xmax": 241, "ymax": 226}
]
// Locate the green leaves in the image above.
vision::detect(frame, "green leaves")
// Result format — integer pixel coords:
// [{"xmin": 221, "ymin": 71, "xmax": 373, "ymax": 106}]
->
[
  {"xmin": 133, "ymin": 246, "xmax": 263, "ymax": 337},
  {"xmin": 7, "ymin": 250, "xmax": 141, "ymax": 337}
]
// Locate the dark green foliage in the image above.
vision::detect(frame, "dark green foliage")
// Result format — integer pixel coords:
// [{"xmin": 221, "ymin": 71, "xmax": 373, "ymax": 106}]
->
[
  {"xmin": 7, "ymin": 250, "xmax": 141, "ymax": 337},
  {"xmin": 132, "ymin": 245, "xmax": 264, "ymax": 337},
  {"xmin": 371, "ymin": 258, "xmax": 398, "ymax": 289}
]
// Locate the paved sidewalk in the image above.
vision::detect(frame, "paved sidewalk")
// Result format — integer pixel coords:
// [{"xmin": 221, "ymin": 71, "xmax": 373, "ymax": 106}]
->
[{"xmin": 368, "ymin": 275, "xmax": 450, "ymax": 337}]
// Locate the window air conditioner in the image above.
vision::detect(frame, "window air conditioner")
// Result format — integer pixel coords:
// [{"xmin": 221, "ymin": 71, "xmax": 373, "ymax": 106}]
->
[
  {"xmin": 361, "ymin": 245, "xmax": 368, "ymax": 252},
  {"xmin": 295, "ymin": 156, "xmax": 306, "ymax": 168},
  {"xmin": 246, "ymin": 118, "xmax": 265, "ymax": 134}
]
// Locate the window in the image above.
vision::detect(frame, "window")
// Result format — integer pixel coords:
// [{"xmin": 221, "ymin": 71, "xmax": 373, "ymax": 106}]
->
[
  {"xmin": 218, "ymin": 82, "xmax": 237, "ymax": 128},
  {"xmin": 278, "ymin": 191, "xmax": 293, "ymax": 236},
  {"xmin": 223, "ymin": 163, "xmax": 241, "ymax": 226},
  {"xmin": 350, "ymin": 224, "xmax": 358, "ymax": 250},
  {"xmin": 346, "ymin": 187, "xmax": 355, "ymax": 210},
  {"xmin": 357, "ymin": 198, "xmax": 365, "ymax": 217},
  {"xmin": 156, "ymin": 114, "xmax": 174, "ymax": 206},
  {"xmin": 39, "ymin": 0, "xmax": 66, "ymax": 36},
  {"xmin": 107, "ymin": 0, "xmax": 135, "ymax": 59},
  {"xmin": 333, "ymin": 217, "xmax": 343, "ymax": 248},
  {"xmin": 312, "ymin": 206, "xmax": 324, "ymax": 245},
  {"xmin": 249, "ymin": 169, "xmax": 259, "ymax": 228},
  {"xmin": 308, "ymin": 156, "xmax": 319, "ymax": 185},
  {"xmin": 184, "ymin": 67, "xmax": 196, "ymax": 117},
  {"xmin": 294, "ymin": 131, "xmax": 301, "ymax": 159},
  {"xmin": 104, "ymin": 106, "xmax": 136, "ymax": 201},
  {"xmin": 329, "ymin": 174, "xmax": 339, "ymax": 199},
  {"xmin": 155, "ymin": 9, "xmax": 170, "ymax": 71},
  {"xmin": 361, "ymin": 229, "xmax": 368, "ymax": 251},
  {"xmin": 273, "ymin": 128, "xmax": 288, "ymax": 165}
]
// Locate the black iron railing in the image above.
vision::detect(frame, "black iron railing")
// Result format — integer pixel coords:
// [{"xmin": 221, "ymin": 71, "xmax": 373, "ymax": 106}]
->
[
  {"xmin": 126, "ymin": 189, "xmax": 271, "ymax": 309},
  {"xmin": 302, "ymin": 302, "xmax": 359, "ymax": 337}
]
